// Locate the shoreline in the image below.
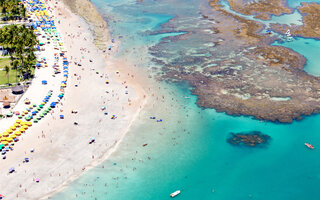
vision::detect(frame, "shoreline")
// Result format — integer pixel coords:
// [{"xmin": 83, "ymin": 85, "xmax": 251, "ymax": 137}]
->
[
  {"xmin": 0, "ymin": 0, "xmax": 151, "ymax": 199},
  {"xmin": 62, "ymin": 0, "xmax": 110, "ymax": 49}
]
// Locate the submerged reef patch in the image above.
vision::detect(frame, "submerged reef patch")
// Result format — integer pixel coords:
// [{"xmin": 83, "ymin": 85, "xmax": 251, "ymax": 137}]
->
[{"xmin": 227, "ymin": 131, "xmax": 271, "ymax": 147}]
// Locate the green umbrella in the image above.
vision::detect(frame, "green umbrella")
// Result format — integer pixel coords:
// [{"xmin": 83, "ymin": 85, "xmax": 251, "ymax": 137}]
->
[
  {"xmin": 33, "ymin": 119, "xmax": 38, "ymax": 123},
  {"xmin": 25, "ymin": 117, "xmax": 31, "ymax": 121},
  {"xmin": 37, "ymin": 116, "xmax": 41, "ymax": 120},
  {"xmin": 40, "ymin": 114, "xmax": 44, "ymax": 118},
  {"xmin": 33, "ymin": 104, "xmax": 37, "ymax": 107},
  {"xmin": 39, "ymin": 104, "xmax": 43, "ymax": 108},
  {"xmin": 18, "ymin": 115, "xmax": 22, "ymax": 119}
]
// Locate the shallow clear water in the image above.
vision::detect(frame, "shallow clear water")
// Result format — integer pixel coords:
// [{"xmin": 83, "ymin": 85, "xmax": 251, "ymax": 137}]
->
[
  {"xmin": 273, "ymin": 38, "xmax": 320, "ymax": 76},
  {"xmin": 219, "ymin": 0, "xmax": 303, "ymax": 25},
  {"xmin": 52, "ymin": 0, "xmax": 320, "ymax": 199}
]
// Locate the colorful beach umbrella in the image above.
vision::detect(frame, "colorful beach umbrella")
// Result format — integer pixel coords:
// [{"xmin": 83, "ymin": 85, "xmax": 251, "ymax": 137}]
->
[
  {"xmin": 10, "ymin": 134, "xmax": 16, "ymax": 139},
  {"xmin": 2, "ymin": 132, "xmax": 9, "ymax": 137}
]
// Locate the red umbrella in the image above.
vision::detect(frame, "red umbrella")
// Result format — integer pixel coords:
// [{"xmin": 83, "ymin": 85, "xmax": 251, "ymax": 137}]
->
[{"xmin": 15, "ymin": 111, "xmax": 20, "ymax": 115}]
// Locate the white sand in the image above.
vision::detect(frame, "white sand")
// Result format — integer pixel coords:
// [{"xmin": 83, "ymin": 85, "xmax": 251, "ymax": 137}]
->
[{"xmin": 0, "ymin": 0, "xmax": 148, "ymax": 199}]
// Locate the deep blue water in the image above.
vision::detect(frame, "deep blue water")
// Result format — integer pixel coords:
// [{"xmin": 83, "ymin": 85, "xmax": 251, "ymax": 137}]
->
[{"xmin": 52, "ymin": 0, "xmax": 320, "ymax": 199}]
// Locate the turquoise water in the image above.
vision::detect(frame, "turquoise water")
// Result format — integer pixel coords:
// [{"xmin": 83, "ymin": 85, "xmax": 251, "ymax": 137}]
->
[
  {"xmin": 287, "ymin": 0, "xmax": 320, "ymax": 8},
  {"xmin": 219, "ymin": 0, "xmax": 303, "ymax": 25},
  {"xmin": 52, "ymin": 0, "xmax": 320, "ymax": 200},
  {"xmin": 273, "ymin": 38, "xmax": 320, "ymax": 76}
]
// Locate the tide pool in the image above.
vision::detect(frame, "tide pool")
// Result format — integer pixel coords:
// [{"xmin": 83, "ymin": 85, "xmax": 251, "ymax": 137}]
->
[
  {"xmin": 52, "ymin": 0, "xmax": 320, "ymax": 199},
  {"xmin": 273, "ymin": 38, "xmax": 320, "ymax": 76},
  {"xmin": 219, "ymin": 0, "xmax": 303, "ymax": 26}
]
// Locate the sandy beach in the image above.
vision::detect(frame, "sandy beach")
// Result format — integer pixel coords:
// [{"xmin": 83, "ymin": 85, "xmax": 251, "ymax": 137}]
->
[{"xmin": 0, "ymin": 0, "xmax": 148, "ymax": 199}]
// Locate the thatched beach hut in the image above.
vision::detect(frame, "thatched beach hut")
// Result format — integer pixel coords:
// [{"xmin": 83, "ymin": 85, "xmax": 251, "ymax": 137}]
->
[{"xmin": 12, "ymin": 85, "xmax": 24, "ymax": 95}]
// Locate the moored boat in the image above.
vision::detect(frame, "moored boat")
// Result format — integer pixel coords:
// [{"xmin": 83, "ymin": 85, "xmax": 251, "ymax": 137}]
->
[
  {"xmin": 305, "ymin": 143, "xmax": 314, "ymax": 149},
  {"xmin": 170, "ymin": 190, "xmax": 181, "ymax": 198}
]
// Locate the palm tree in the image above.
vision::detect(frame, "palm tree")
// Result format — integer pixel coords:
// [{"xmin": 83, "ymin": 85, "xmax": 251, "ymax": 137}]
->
[{"xmin": 4, "ymin": 65, "xmax": 9, "ymax": 84}]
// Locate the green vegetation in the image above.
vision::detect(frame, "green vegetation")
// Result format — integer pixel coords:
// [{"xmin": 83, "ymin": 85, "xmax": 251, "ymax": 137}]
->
[
  {"xmin": 0, "ymin": 24, "xmax": 38, "ymax": 85},
  {"xmin": 0, "ymin": 57, "xmax": 17, "ymax": 85},
  {"xmin": 0, "ymin": 0, "xmax": 26, "ymax": 20}
]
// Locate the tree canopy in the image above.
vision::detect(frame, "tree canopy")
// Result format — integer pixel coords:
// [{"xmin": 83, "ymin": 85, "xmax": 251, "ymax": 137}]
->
[
  {"xmin": 0, "ymin": 24, "xmax": 38, "ymax": 80},
  {"xmin": 0, "ymin": 0, "xmax": 26, "ymax": 20}
]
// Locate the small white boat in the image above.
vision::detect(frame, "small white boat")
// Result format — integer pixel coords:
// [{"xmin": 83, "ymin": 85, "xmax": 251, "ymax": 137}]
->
[
  {"xmin": 285, "ymin": 29, "xmax": 291, "ymax": 35},
  {"xmin": 170, "ymin": 190, "xmax": 181, "ymax": 198}
]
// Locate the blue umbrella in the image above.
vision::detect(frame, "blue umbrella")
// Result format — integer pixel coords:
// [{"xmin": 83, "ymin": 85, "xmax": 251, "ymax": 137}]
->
[{"xmin": 9, "ymin": 167, "xmax": 15, "ymax": 173}]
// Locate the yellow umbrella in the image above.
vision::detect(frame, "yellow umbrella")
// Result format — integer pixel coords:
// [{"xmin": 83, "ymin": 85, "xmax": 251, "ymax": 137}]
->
[
  {"xmin": 29, "ymin": 105, "xmax": 33, "ymax": 109},
  {"xmin": 10, "ymin": 126, "xmax": 16, "ymax": 130},
  {"xmin": 1, "ymin": 141, "xmax": 8, "ymax": 146},
  {"xmin": 21, "ymin": 122, "xmax": 28, "ymax": 126},
  {"xmin": 27, "ymin": 122, "xmax": 32, "ymax": 126},
  {"xmin": 2, "ymin": 132, "xmax": 9, "ymax": 137},
  {"xmin": 14, "ymin": 123, "xmax": 20, "ymax": 127},
  {"xmin": 24, "ymin": 110, "xmax": 28, "ymax": 114},
  {"xmin": 60, "ymin": 83, "xmax": 66, "ymax": 87},
  {"xmin": 1, "ymin": 137, "xmax": 6, "ymax": 141},
  {"xmin": 6, "ymin": 129, "xmax": 13, "ymax": 133},
  {"xmin": 15, "ymin": 131, "xmax": 21, "ymax": 136},
  {"xmin": 19, "ymin": 128, "xmax": 25, "ymax": 132},
  {"xmin": 22, "ymin": 125, "xmax": 28, "ymax": 130},
  {"xmin": 10, "ymin": 134, "xmax": 16, "ymax": 139},
  {"xmin": 6, "ymin": 137, "xmax": 13, "ymax": 142}
]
